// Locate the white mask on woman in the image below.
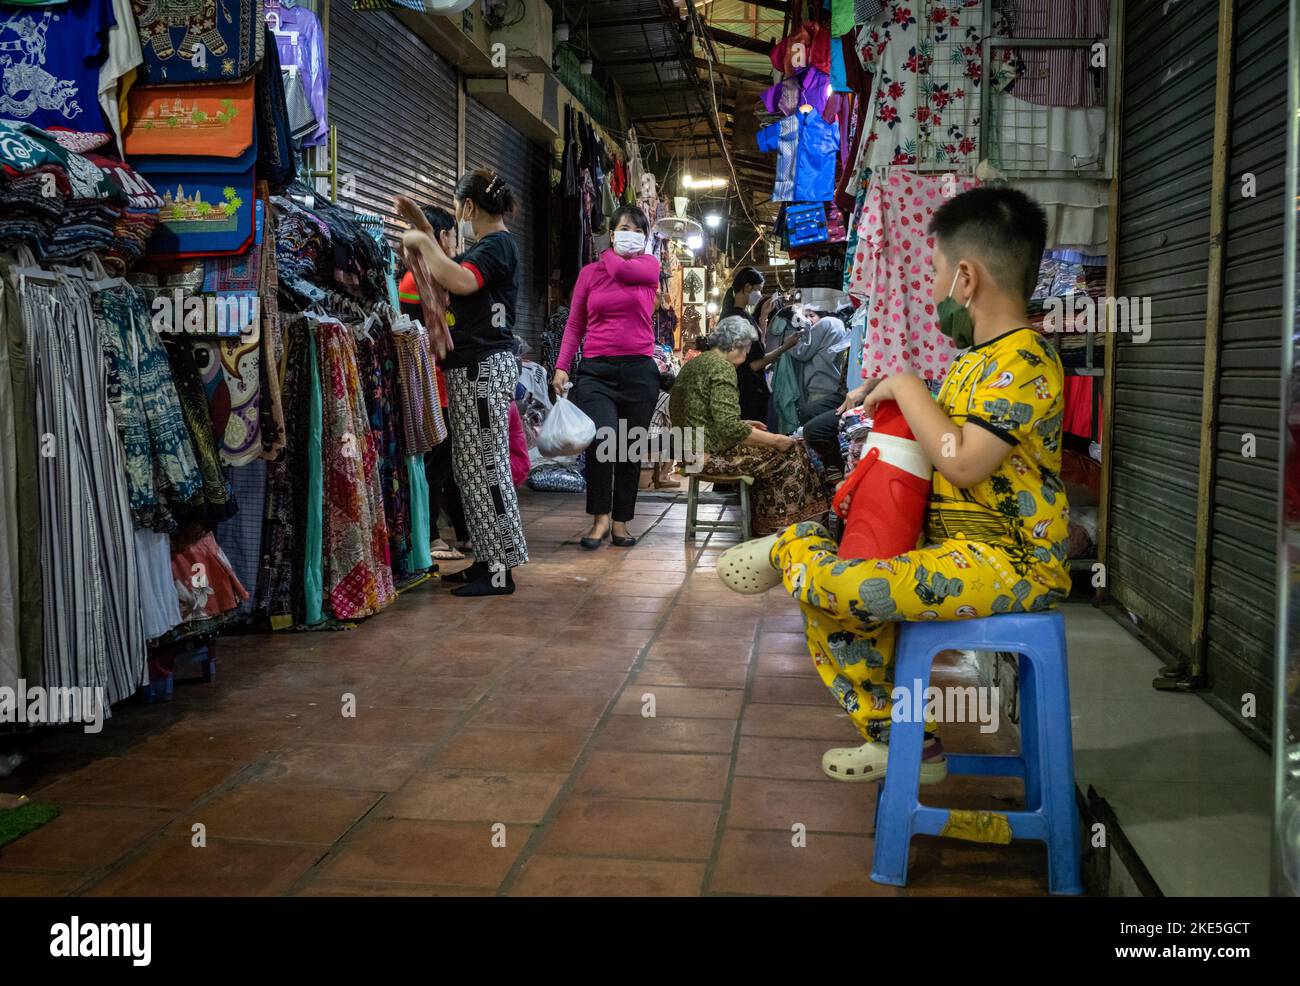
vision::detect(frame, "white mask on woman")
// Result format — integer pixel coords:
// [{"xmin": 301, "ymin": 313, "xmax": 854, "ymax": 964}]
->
[
  {"xmin": 748, "ymin": 289, "xmax": 763, "ymax": 306},
  {"xmin": 612, "ymin": 230, "xmax": 646, "ymax": 255},
  {"xmin": 458, "ymin": 217, "xmax": 476, "ymax": 242}
]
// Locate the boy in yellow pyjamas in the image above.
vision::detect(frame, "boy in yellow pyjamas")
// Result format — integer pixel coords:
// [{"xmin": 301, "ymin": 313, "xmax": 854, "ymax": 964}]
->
[{"xmin": 773, "ymin": 186, "xmax": 1073, "ymax": 783}]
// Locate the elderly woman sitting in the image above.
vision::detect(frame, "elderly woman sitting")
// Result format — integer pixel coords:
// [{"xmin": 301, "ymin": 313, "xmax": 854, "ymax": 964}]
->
[{"xmin": 669, "ymin": 315, "xmax": 831, "ymax": 534}]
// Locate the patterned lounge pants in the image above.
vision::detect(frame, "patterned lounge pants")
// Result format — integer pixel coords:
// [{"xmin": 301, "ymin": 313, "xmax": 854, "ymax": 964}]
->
[
  {"xmin": 445, "ymin": 350, "xmax": 528, "ymax": 570},
  {"xmin": 773, "ymin": 521, "xmax": 1065, "ymax": 743},
  {"xmin": 703, "ymin": 443, "xmax": 830, "ymax": 534}
]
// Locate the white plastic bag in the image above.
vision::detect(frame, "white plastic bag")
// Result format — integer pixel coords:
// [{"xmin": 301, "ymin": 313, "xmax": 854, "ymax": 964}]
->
[{"xmin": 537, "ymin": 393, "xmax": 596, "ymax": 459}]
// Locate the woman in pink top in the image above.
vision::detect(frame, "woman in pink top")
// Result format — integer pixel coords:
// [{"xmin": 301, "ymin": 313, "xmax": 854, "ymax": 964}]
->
[{"xmin": 552, "ymin": 205, "xmax": 661, "ymax": 549}]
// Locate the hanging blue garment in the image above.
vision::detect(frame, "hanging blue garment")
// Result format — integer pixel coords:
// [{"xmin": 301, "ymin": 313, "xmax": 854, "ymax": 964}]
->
[{"xmin": 757, "ymin": 108, "xmax": 840, "ymax": 203}]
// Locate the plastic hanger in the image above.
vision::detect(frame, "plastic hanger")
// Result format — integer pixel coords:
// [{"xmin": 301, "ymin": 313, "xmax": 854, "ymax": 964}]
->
[{"xmin": 265, "ymin": 10, "xmax": 299, "ymax": 45}]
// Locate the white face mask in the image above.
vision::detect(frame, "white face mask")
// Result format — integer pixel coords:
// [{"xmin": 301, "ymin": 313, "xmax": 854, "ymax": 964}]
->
[
  {"xmin": 612, "ymin": 229, "xmax": 646, "ymax": 255},
  {"xmin": 748, "ymin": 289, "xmax": 763, "ymax": 305},
  {"xmin": 458, "ymin": 217, "xmax": 475, "ymax": 242}
]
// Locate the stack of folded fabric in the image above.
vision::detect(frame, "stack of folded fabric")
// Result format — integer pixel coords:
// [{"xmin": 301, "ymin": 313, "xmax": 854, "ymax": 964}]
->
[
  {"xmin": 88, "ymin": 154, "xmax": 163, "ymax": 271},
  {"xmin": 0, "ymin": 121, "xmax": 127, "ymax": 260}
]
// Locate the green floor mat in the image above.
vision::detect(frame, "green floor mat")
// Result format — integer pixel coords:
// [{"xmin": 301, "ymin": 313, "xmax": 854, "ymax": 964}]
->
[{"xmin": 0, "ymin": 802, "xmax": 60, "ymax": 849}]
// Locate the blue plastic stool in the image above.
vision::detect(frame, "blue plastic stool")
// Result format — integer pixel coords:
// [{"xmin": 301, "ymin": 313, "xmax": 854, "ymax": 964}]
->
[{"xmin": 870, "ymin": 611, "xmax": 1083, "ymax": 895}]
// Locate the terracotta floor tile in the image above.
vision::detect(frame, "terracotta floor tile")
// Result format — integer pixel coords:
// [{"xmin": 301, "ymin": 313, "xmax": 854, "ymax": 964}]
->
[
  {"xmin": 539, "ymin": 798, "xmax": 720, "ymax": 860},
  {"xmin": 740, "ymin": 703, "xmax": 860, "ymax": 740},
  {"xmin": 300, "ymin": 708, "xmax": 462, "ymax": 746},
  {"xmin": 357, "ymin": 677, "xmax": 492, "ymax": 711},
  {"xmin": 261, "ymin": 744, "xmax": 426, "ymax": 792},
  {"xmin": 0, "ymin": 805, "xmax": 173, "ymax": 873},
  {"xmin": 726, "ymin": 776, "xmax": 874, "ymax": 834},
  {"xmin": 397, "ymin": 652, "xmax": 518, "ymax": 679},
  {"xmin": 750, "ymin": 674, "xmax": 833, "ymax": 706},
  {"xmin": 755, "ymin": 652, "xmax": 815, "ymax": 676},
  {"xmin": 509, "ymin": 856, "xmax": 705, "ymax": 896},
  {"xmin": 34, "ymin": 757, "xmax": 244, "ymax": 810},
  {"xmin": 0, "ymin": 872, "xmax": 87, "ymax": 896},
  {"xmin": 593, "ymin": 716, "xmax": 737, "ymax": 755},
  {"xmin": 734, "ymin": 736, "xmax": 836, "ymax": 783},
  {"xmin": 613, "ymin": 686, "xmax": 745, "ymax": 720},
  {"xmin": 125, "ymin": 719, "xmax": 309, "ymax": 761},
  {"xmin": 385, "ymin": 769, "xmax": 567, "ymax": 823},
  {"xmin": 468, "ymin": 694, "xmax": 611, "ymax": 732},
  {"xmin": 173, "ymin": 783, "xmax": 380, "ymax": 845},
  {"xmin": 900, "ymin": 837, "xmax": 1050, "ymax": 896},
  {"xmin": 322, "ymin": 818, "xmax": 528, "ymax": 888},
  {"xmin": 297, "ymin": 878, "xmax": 494, "ymax": 897},
  {"xmin": 570, "ymin": 751, "xmax": 730, "ymax": 802},
  {"xmin": 86, "ymin": 839, "xmax": 320, "ymax": 896},
  {"xmin": 756, "ymin": 631, "xmax": 812, "ymax": 655},
  {"xmin": 528, "ymin": 644, "xmax": 642, "ymax": 671},
  {"xmin": 572, "ymin": 595, "xmax": 673, "ymax": 613},
  {"xmin": 631, "ymin": 660, "xmax": 749, "ymax": 690},
  {"xmin": 435, "ymin": 727, "xmax": 592, "ymax": 772},
  {"xmin": 525, "ymin": 669, "xmax": 628, "ymax": 699},
  {"xmin": 646, "ymin": 640, "xmax": 753, "ymax": 663},
  {"xmin": 708, "ymin": 829, "xmax": 900, "ymax": 897},
  {"xmin": 567, "ymin": 610, "xmax": 665, "ymax": 630}
]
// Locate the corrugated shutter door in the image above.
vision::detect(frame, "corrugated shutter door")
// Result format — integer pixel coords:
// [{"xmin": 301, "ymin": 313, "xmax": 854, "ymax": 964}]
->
[
  {"xmin": 1205, "ymin": 0, "xmax": 1286, "ymax": 734},
  {"xmin": 1108, "ymin": 0, "xmax": 1219, "ymax": 656},
  {"xmin": 329, "ymin": 6, "xmax": 459, "ymax": 239},
  {"xmin": 464, "ymin": 97, "xmax": 549, "ymax": 350}
]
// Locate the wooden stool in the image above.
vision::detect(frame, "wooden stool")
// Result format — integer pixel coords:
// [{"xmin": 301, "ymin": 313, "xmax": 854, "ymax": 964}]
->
[{"xmin": 685, "ymin": 473, "xmax": 754, "ymax": 541}]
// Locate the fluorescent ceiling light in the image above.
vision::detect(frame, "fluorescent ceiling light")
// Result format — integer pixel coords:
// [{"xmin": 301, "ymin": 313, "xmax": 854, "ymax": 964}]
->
[{"xmin": 681, "ymin": 175, "xmax": 728, "ymax": 190}]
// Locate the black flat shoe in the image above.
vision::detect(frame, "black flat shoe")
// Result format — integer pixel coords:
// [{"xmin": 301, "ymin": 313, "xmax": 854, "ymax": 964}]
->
[
  {"xmin": 579, "ymin": 531, "xmax": 609, "ymax": 550},
  {"xmin": 451, "ymin": 569, "xmax": 515, "ymax": 597},
  {"xmin": 611, "ymin": 535, "xmax": 637, "ymax": 547},
  {"xmin": 443, "ymin": 561, "xmax": 488, "ymax": 584}
]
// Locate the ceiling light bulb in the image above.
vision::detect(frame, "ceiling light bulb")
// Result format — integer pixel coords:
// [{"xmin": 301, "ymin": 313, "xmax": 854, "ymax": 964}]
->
[
  {"xmin": 682, "ymin": 173, "xmax": 693, "ymax": 188},
  {"xmin": 554, "ymin": 24, "xmax": 569, "ymax": 43},
  {"xmin": 706, "ymin": 302, "xmax": 719, "ymax": 315},
  {"xmin": 704, "ymin": 213, "xmax": 721, "ymax": 228},
  {"xmin": 580, "ymin": 59, "xmax": 593, "ymax": 75},
  {"xmin": 687, "ymin": 234, "xmax": 703, "ymax": 251}
]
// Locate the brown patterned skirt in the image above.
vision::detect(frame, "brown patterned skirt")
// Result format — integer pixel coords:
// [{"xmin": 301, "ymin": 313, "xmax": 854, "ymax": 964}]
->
[{"xmin": 703, "ymin": 442, "xmax": 831, "ymax": 534}]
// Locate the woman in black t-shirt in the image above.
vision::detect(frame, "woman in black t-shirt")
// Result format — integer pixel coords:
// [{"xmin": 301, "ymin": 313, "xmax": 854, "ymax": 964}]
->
[
  {"xmin": 399, "ymin": 169, "xmax": 529, "ymax": 597},
  {"xmin": 721, "ymin": 267, "xmax": 798, "ymax": 425}
]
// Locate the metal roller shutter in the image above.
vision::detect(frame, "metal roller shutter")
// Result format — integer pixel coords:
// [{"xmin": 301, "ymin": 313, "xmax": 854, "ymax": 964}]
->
[
  {"xmin": 464, "ymin": 97, "xmax": 549, "ymax": 350},
  {"xmin": 1204, "ymin": 0, "xmax": 1286, "ymax": 735},
  {"xmin": 329, "ymin": 5, "xmax": 459, "ymax": 239},
  {"xmin": 1108, "ymin": 0, "xmax": 1219, "ymax": 656}
]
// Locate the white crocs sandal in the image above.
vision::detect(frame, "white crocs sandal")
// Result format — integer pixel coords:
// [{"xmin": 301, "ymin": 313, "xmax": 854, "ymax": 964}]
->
[
  {"xmin": 821, "ymin": 740, "xmax": 949, "ymax": 784},
  {"xmin": 716, "ymin": 534, "xmax": 782, "ymax": 594}
]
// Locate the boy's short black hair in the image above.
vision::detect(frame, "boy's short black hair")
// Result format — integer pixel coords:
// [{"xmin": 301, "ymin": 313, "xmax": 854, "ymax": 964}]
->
[
  {"xmin": 928, "ymin": 186, "xmax": 1048, "ymax": 303},
  {"xmin": 422, "ymin": 204, "xmax": 454, "ymax": 236}
]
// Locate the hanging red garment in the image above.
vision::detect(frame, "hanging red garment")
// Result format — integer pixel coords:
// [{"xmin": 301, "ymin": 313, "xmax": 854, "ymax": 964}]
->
[
  {"xmin": 1062, "ymin": 374, "xmax": 1098, "ymax": 439},
  {"xmin": 771, "ymin": 21, "xmax": 832, "ymax": 75}
]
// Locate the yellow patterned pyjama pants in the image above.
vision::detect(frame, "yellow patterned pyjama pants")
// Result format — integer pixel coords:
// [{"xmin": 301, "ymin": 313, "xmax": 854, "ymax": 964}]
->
[{"xmin": 772, "ymin": 521, "xmax": 1065, "ymax": 743}]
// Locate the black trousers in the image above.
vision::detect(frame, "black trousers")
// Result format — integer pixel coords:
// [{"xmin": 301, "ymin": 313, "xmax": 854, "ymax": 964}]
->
[
  {"xmin": 572, "ymin": 354, "xmax": 660, "ymax": 522},
  {"xmin": 424, "ymin": 426, "xmax": 469, "ymax": 543},
  {"xmin": 800, "ymin": 393, "xmax": 846, "ymax": 473}
]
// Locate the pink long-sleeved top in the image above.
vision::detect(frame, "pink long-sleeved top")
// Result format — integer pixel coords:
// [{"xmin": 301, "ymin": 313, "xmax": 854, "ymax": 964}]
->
[{"xmin": 557, "ymin": 249, "xmax": 660, "ymax": 373}]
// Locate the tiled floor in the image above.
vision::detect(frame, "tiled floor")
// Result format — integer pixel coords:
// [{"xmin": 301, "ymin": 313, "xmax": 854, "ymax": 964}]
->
[{"xmin": 1, "ymin": 490, "xmax": 1067, "ymax": 896}]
